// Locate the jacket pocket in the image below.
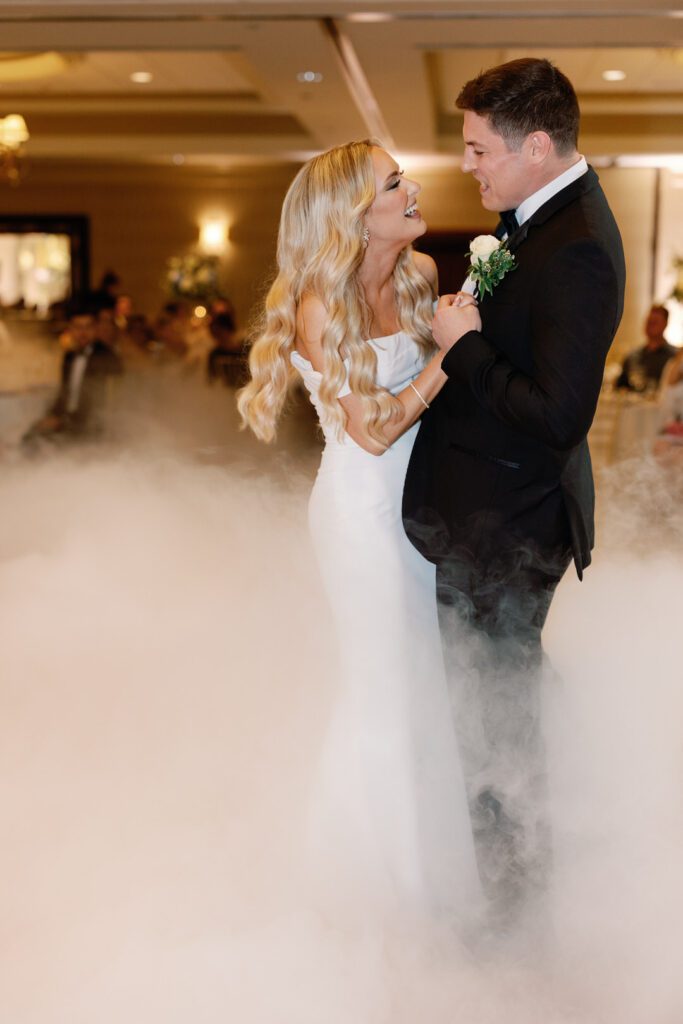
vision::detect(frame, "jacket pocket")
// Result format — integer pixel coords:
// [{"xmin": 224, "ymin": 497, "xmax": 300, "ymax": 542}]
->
[{"xmin": 450, "ymin": 442, "xmax": 521, "ymax": 471}]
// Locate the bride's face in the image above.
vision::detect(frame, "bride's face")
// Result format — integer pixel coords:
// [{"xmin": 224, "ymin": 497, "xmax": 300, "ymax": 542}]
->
[{"xmin": 363, "ymin": 147, "xmax": 426, "ymax": 247}]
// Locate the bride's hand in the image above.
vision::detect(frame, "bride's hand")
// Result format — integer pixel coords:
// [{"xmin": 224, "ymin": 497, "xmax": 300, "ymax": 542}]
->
[
  {"xmin": 432, "ymin": 293, "xmax": 481, "ymax": 353},
  {"xmin": 438, "ymin": 291, "xmax": 478, "ymax": 309}
]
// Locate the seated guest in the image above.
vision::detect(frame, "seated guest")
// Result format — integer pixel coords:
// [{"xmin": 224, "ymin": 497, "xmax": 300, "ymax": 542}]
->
[
  {"xmin": 23, "ymin": 298, "xmax": 123, "ymax": 445},
  {"xmin": 655, "ymin": 348, "xmax": 683, "ymax": 449},
  {"xmin": 653, "ymin": 411, "xmax": 683, "ymax": 463},
  {"xmin": 207, "ymin": 311, "xmax": 247, "ymax": 388},
  {"xmin": 114, "ymin": 293, "xmax": 134, "ymax": 330},
  {"xmin": 664, "ymin": 347, "xmax": 683, "ymax": 388},
  {"xmin": 209, "ymin": 296, "xmax": 236, "ymax": 318},
  {"xmin": 154, "ymin": 301, "xmax": 191, "ymax": 359},
  {"xmin": 92, "ymin": 269, "xmax": 122, "ymax": 308},
  {"xmin": 118, "ymin": 313, "xmax": 157, "ymax": 366},
  {"xmin": 615, "ymin": 305, "xmax": 676, "ymax": 392},
  {"xmin": 95, "ymin": 302, "xmax": 121, "ymax": 354}
]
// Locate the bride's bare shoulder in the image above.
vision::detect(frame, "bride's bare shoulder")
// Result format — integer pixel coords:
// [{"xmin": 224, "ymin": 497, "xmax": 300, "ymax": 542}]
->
[{"xmin": 411, "ymin": 250, "xmax": 438, "ymax": 293}]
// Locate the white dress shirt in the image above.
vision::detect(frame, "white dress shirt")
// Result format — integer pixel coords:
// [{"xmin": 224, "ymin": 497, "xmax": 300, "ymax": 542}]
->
[{"xmin": 514, "ymin": 155, "xmax": 588, "ymax": 227}]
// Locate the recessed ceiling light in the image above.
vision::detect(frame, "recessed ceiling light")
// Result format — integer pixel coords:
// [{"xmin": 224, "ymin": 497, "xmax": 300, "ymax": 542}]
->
[
  {"xmin": 602, "ymin": 69, "xmax": 626, "ymax": 82},
  {"xmin": 347, "ymin": 12, "xmax": 394, "ymax": 22},
  {"xmin": 130, "ymin": 71, "xmax": 153, "ymax": 84},
  {"xmin": 296, "ymin": 71, "xmax": 324, "ymax": 84}
]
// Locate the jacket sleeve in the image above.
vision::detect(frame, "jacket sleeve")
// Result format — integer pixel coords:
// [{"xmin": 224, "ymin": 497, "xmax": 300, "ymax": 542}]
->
[{"xmin": 441, "ymin": 238, "xmax": 621, "ymax": 451}]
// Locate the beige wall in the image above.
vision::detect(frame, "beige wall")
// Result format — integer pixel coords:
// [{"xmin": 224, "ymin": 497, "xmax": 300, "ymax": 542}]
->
[
  {"xmin": 599, "ymin": 166, "xmax": 657, "ymax": 359},
  {"xmin": 0, "ymin": 161, "xmax": 300, "ymax": 332},
  {"xmin": 655, "ymin": 168, "xmax": 683, "ymax": 348},
  {"xmin": 1, "ymin": 159, "xmax": 658, "ymax": 359}
]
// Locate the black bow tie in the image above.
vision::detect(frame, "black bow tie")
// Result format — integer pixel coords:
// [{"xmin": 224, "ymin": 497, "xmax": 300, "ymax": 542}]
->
[{"xmin": 499, "ymin": 209, "xmax": 519, "ymax": 238}]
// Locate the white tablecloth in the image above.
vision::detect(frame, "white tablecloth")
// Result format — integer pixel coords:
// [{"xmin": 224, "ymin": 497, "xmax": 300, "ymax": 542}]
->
[{"xmin": 591, "ymin": 392, "xmax": 669, "ymax": 463}]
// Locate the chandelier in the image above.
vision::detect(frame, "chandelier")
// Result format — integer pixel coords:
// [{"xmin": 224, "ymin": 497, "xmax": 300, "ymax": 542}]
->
[{"xmin": 0, "ymin": 114, "xmax": 29, "ymax": 184}]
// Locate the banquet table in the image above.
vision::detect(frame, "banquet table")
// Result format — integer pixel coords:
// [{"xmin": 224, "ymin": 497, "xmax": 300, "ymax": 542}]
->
[{"xmin": 590, "ymin": 391, "xmax": 669, "ymax": 464}]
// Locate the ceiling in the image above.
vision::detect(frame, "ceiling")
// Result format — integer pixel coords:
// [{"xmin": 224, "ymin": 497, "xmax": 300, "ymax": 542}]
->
[{"xmin": 0, "ymin": 1, "xmax": 681, "ymax": 167}]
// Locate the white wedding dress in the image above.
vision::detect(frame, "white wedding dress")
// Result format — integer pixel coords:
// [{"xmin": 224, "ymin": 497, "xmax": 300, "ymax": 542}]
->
[{"xmin": 291, "ymin": 332, "xmax": 481, "ymax": 926}]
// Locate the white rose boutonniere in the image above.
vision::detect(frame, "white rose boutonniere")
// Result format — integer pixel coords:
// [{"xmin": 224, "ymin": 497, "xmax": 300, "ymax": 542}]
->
[{"xmin": 467, "ymin": 234, "xmax": 516, "ymax": 297}]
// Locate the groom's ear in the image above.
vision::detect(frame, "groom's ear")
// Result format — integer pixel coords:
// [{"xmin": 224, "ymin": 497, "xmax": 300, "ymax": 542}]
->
[{"xmin": 525, "ymin": 131, "xmax": 552, "ymax": 165}]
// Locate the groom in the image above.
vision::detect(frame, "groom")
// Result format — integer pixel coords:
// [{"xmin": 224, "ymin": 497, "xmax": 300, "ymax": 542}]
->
[{"xmin": 403, "ymin": 58, "xmax": 625, "ymax": 931}]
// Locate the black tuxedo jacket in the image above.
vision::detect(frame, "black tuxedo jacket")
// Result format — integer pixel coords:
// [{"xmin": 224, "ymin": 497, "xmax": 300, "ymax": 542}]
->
[{"xmin": 403, "ymin": 167, "xmax": 625, "ymax": 579}]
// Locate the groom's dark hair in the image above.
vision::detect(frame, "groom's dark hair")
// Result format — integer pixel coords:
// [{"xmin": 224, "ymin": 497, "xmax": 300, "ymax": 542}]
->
[{"xmin": 456, "ymin": 58, "xmax": 579, "ymax": 155}]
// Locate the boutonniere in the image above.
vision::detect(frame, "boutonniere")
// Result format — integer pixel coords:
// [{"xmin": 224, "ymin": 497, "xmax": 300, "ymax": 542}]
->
[{"xmin": 466, "ymin": 235, "xmax": 516, "ymax": 297}]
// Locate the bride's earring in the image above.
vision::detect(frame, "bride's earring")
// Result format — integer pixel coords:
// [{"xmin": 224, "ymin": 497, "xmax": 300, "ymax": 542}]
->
[{"xmin": 362, "ymin": 226, "xmax": 370, "ymax": 247}]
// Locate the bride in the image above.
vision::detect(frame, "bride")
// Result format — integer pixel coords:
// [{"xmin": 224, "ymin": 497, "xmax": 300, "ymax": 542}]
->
[{"xmin": 239, "ymin": 140, "xmax": 482, "ymax": 925}]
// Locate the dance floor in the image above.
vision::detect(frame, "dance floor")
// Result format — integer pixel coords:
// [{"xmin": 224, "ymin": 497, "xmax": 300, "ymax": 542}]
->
[{"xmin": 1, "ymin": 323, "xmax": 682, "ymax": 1023}]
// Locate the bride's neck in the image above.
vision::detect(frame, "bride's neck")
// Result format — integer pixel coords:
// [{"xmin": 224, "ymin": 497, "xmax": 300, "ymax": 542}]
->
[{"xmin": 357, "ymin": 245, "xmax": 400, "ymax": 298}]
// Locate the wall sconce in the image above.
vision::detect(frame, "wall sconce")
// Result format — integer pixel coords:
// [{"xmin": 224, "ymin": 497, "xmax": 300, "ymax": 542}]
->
[
  {"xmin": 199, "ymin": 217, "xmax": 228, "ymax": 254},
  {"xmin": 0, "ymin": 113, "xmax": 29, "ymax": 184}
]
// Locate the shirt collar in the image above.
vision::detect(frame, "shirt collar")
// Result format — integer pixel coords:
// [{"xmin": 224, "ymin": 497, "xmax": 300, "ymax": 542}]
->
[{"xmin": 515, "ymin": 156, "xmax": 588, "ymax": 228}]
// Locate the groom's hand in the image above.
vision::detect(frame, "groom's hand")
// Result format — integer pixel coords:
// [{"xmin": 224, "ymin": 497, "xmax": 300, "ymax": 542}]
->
[{"xmin": 432, "ymin": 293, "xmax": 481, "ymax": 353}]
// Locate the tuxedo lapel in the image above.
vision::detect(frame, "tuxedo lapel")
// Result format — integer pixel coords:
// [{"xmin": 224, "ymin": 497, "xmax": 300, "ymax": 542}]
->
[
  {"xmin": 504, "ymin": 166, "xmax": 600, "ymax": 256},
  {"xmin": 504, "ymin": 220, "xmax": 529, "ymax": 255}
]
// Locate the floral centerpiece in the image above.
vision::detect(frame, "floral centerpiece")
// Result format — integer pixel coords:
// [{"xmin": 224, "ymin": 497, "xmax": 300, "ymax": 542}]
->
[{"xmin": 165, "ymin": 253, "xmax": 222, "ymax": 302}]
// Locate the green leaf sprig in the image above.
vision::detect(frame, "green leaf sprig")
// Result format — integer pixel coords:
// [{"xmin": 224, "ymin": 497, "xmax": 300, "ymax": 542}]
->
[{"xmin": 467, "ymin": 244, "xmax": 516, "ymax": 298}]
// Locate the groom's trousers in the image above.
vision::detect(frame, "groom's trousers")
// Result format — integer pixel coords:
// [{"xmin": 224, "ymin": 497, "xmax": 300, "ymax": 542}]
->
[{"xmin": 435, "ymin": 534, "xmax": 572, "ymax": 934}]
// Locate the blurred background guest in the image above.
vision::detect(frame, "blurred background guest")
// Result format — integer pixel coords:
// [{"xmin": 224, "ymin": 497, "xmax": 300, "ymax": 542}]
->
[
  {"xmin": 92, "ymin": 268, "xmax": 123, "ymax": 308},
  {"xmin": 117, "ymin": 313, "xmax": 156, "ymax": 367},
  {"xmin": 614, "ymin": 305, "xmax": 677, "ymax": 393},
  {"xmin": 154, "ymin": 301, "xmax": 191, "ymax": 361},
  {"xmin": 654, "ymin": 347, "xmax": 683, "ymax": 456},
  {"xmin": 114, "ymin": 293, "xmax": 134, "ymax": 330},
  {"xmin": 664, "ymin": 347, "xmax": 683, "ymax": 389},
  {"xmin": 206, "ymin": 310, "xmax": 247, "ymax": 388},
  {"xmin": 95, "ymin": 301, "xmax": 121, "ymax": 355},
  {"xmin": 22, "ymin": 297, "xmax": 123, "ymax": 447}
]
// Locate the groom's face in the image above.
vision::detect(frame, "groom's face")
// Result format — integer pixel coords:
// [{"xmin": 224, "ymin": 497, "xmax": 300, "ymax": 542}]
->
[{"xmin": 462, "ymin": 111, "xmax": 531, "ymax": 212}]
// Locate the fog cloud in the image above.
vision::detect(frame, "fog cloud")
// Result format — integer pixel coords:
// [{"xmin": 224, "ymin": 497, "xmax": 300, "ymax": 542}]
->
[{"xmin": 0, "ymin": 429, "xmax": 681, "ymax": 1023}]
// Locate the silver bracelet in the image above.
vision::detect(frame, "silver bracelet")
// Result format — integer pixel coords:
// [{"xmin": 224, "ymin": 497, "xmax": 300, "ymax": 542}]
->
[{"xmin": 409, "ymin": 381, "xmax": 430, "ymax": 409}]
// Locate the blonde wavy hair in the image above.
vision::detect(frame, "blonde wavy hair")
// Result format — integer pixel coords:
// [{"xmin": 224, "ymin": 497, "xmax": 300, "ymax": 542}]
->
[{"xmin": 237, "ymin": 139, "xmax": 436, "ymax": 445}]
